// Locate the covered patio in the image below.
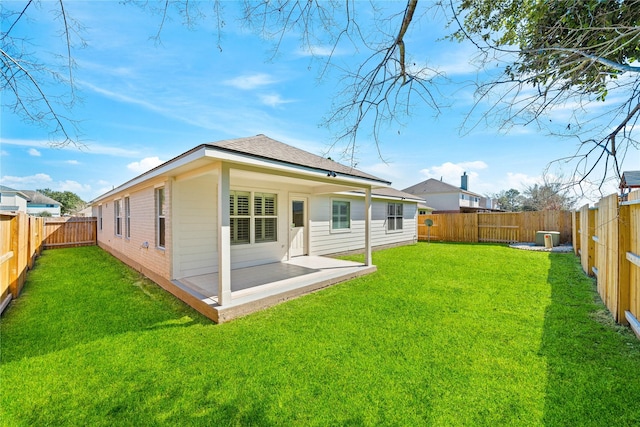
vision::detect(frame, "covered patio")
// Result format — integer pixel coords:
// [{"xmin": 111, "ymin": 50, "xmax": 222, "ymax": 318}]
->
[{"xmin": 172, "ymin": 255, "xmax": 377, "ymax": 322}]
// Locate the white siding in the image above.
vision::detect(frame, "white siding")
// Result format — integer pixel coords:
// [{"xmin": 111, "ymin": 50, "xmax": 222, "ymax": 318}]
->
[
  {"xmin": 309, "ymin": 194, "xmax": 417, "ymax": 256},
  {"xmin": 173, "ymin": 174, "xmax": 217, "ymax": 278}
]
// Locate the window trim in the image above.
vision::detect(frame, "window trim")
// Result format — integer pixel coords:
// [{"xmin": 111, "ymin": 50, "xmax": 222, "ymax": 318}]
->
[
  {"xmin": 230, "ymin": 190, "xmax": 279, "ymax": 245},
  {"xmin": 156, "ymin": 187, "xmax": 166, "ymax": 249},
  {"xmin": 124, "ymin": 196, "xmax": 131, "ymax": 239},
  {"xmin": 98, "ymin": 204, "xmax": 103, "ymax": 232},
  {"xmin": 387, "ymin": 202, "xmax": 403, "ymax": 233},
  {"xmin": 331, "ymin": 199, "xmax": 351, "ymax": 233},
  {"xmin": 114, "ymin": 199, "xmax": 122, "ymax": 237}
]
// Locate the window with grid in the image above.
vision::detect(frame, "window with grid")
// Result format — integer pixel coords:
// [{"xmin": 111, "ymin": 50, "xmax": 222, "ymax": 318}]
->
[
  {"xmin": 114, "ymin": 199, "xmax": 122, "ymax": 236},
  {"xmin": 230, "ymin": 191, "xmax": 250, "ymax": 244},
  {"xmin": 254, "ymin": 193, "xmax": 277, "ymax": 242},
  {"xmin": 387, "ymin": 202, "xmax": 403, "ymax": 231},
  {"xmin": 156, "ymin": 188, "xmax": 166, "ymax": 248},
  {"xmin": 332, "ymin": 200, "xmax": 350, "ymax": 230},
  {"xmin": 124, "ymin": 197, "xmax": 131, "ymax": 239}
]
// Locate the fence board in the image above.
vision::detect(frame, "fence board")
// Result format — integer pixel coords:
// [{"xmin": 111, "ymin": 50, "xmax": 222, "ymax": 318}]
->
[
  {"xmin": 418, "ymin": 210, "xmax": 572, "ymax": 244},
  {"xmin": 43, "ymin": 218, "xmax": 97, "ymax": 249},
  {"xmin": 573, "ymin": 190, "xmax": 640, "ymax": 332}
]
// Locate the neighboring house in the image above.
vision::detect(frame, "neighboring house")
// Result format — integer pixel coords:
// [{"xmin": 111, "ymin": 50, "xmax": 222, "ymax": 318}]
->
[
  {"xmin": 417, "ymin": 203, "xmax": 435, "ymax": 215},
  {"xmin": 403, "ymin": 172, "xmax": 500, "ymax": 213},
  {"xmin": 20, "ymin": 190, "xmax": 62, "ymax": 217},
  {"xmin": 620, "ymin": 170, "xmax": 640, "ymax": 200},
  {"xmin": 0, "ymin": 185, "xmax": 29, "ymax": 214},
  {"xmin": 90, "ymin": 135, "xmax": 423, "ymax": 321}
]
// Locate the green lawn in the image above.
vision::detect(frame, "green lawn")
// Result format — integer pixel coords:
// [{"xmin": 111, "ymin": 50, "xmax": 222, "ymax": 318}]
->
[{"xmin": 1, "ymin": 244, "xmax": 639, "ymax": 426}]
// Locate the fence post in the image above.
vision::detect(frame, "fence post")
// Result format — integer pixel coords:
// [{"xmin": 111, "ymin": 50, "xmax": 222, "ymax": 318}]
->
[
  {"xmin": 587, "ymin": 208, "xmax": 597, "ymax": 277},
  {"xmin": 617, "ymin": 203, "xmax": 631, "ymax": 325},
  {"xmin": 9, "ymin": 214, "xmax": 19, "ymax": 297},
  {"xmin": 573, "ymin": 210, "xmax": 580, "ymax": 256}
]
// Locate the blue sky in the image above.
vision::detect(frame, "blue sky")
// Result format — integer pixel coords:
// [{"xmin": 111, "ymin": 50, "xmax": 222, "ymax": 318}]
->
[{"xmin": 1, "ymin": 1, "xmax": 636, "ymax": 204}]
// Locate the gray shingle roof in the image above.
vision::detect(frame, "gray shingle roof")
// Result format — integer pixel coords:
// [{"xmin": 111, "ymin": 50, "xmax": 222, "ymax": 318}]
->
[
  {"xmin": 403, "ymin": 178, "xmax": 460, "ymax": 194},
  {"xmin": 621, "ymin": 170, "xmax": 640, "ymax": 188},
  {"xmin": 209, "ymin": 134, "xmax": 389, "ymax": 184},
  {"xmin": 20, "ymin": 190, "xmax": 61, "ymax": 205}
]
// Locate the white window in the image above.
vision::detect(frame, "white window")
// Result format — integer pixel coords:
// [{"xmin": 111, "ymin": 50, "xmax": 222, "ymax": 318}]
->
[
  {"xmin": 156, "ymin": 188, "xmax": 166, "ymax": 248},
  {"xmin": 114, "ymin": 199, "xmax": 122, "ymax": 236},
  {"xmin": 254, "ymin": 193, "xmax": 277, "ymax": 243},
  {"xmin": 332, "ymin": 200, "xmax": 350, "ymax": 230},
  {"xmin": 230, "ymin": 191, "xmax": 250, "ymax": 245},
  {"xmin": 230, "ymin": 191, "xmax": 278, "ymax": 245},
  {"xmin": 124, "ymin": 196, "xmax": 131, "ymax": 239},
  {"xmin": 98, "ymin": 205, "xmax": 103, "ymax": 231},
  {"xmin": 387, "ymin": 202, "xmax": 403, "ymax": 231}
]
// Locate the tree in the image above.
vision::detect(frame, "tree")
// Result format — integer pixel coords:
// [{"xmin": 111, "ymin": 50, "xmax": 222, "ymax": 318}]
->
[
  {"xmin": 521, "ymin": 180, "xmax": 578, "ymax": 211},
  {"xmin": 1, "ymin": 0, "xmax": 86, "ymax": 147},
  {"xmin": 37, "ymin": 188, "xmax": 85, "ymax": 215},
  {"xmin": 492, "ymin": 189, "xmax": 523, "ymax": 212},
  {"xmin": 3, "ymin": 1, "xmax": 638, "ymax": 188},
  {"xmin": 449, "ymin": 0, "xmax": 640, "ymax": 191}
]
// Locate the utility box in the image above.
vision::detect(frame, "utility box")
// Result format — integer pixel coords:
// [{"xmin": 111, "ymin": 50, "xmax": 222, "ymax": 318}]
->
[{"xmin": 535, "ymin": 231, "xmax": 560, "ymax": 246}]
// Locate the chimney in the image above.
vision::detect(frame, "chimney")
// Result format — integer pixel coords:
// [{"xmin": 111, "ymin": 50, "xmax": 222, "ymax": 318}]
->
[{"xmin": 461, "ymin": 172, "xmax": 468, "ymax": 191}]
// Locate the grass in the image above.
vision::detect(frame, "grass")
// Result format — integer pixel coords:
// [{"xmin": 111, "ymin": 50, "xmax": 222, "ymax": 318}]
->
[{"xmin": 1, "ymin": 244, "xmax": 640, "ymax": 426}]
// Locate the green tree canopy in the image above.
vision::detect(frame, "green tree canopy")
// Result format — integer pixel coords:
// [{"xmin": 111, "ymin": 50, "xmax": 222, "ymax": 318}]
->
[{"xmin": 37, "ymin": 189, "xmax": 85, "ymax": 216}]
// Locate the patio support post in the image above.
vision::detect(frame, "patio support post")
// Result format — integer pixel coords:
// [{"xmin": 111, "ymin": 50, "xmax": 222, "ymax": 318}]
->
[
  {"xmin": 217, "ymin": 163, "xmax": 232, "ymax": 305},
  {"xmin": 365, "ymin": 187, "xmax": 372, "ymax": 266}
]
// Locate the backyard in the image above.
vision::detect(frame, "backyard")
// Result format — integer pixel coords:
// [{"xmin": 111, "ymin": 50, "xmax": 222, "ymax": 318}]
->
[{"xmin": 1, "ymin": 243, "xmax": 639, "ymax": 426}]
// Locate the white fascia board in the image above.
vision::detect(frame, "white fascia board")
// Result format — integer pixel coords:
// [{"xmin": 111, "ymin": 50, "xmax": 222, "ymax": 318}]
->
[
  {"xmin": 337, "ymin": 191, "xmax": 422, "ymax": 203},
  {"xmin": 203, "ymin": 146, "xmax": 390, "ymax": 189}
]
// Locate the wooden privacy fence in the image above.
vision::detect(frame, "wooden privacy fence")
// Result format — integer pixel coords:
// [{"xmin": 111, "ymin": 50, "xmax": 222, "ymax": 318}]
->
[
  {"xmin": 418, "ymin": 211, "xmax": 573, "ymax": 244},
  {"xmin": 1, "ymin": 213, "xmax": 44, "ymax": 312},
  {"xmin": 573, "ymin": 190, "xmax": 640, "ymax": 338},
  {"xmin": 1, "ymin": 214, "xmax": 97, "ymax": 314},
  {"xmin": 43, "ymin": 217, "xmax": 97, "ymax": 249}
]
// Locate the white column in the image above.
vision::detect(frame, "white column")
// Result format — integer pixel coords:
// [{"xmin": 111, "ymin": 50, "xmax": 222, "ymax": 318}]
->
[
  {"xmin": 364, "ymin": 187, "xmax": 372, "ymax": 266},
  {"xmin": 217, "ymin": 163, "xmax": 232, "ymax": 305}
]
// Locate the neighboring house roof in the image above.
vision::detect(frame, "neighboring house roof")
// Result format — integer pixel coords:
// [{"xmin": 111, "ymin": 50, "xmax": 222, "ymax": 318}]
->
[
  {"xmin": 92, "ymin": 134, "xmax": 392, "ymax": 203},
  {"xmin": 20, "ymin": 190, "xmax": 62, "ymax": 206},
  {"xmin": 417, "ymin": 203, "xmax": 435, "ymax": 211},
  {"xmin": 402, "ymin": 178, "xmax": 482, "ymax": 197},
  {"xmin": 620, "ymin": 171, "xmax": 640, "ymax": 189},
  {"xmin": 0, "ymin": 185, "xmax": 29, "ymax": 199}
]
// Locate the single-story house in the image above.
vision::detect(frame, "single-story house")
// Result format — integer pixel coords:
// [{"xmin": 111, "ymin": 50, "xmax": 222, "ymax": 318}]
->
[
  {"xmin": 620, "ymin": 170, "xmax": 640, "ymax": 200},
  {"xmin": 90, "ymin": 135, "xmax": 424, "ymax": 322},
  {"xmin": 0, "ymin": 186, "xmax": 62, "ymax": 217},
  {"xmin": 0, "ymin": 186, "xmax": 29, "ymax": 214},
  {"xmin": 21, "ymin": 190, "xmax": 62, "ymax": 217}
]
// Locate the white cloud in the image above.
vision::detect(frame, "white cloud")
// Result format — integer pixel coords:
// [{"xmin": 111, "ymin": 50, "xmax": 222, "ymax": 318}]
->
[
  {"xmin": 58, "ymin": 180, "xmax": 92, "ymax": 194},
  {"xmin": 127, "ymin": 156, "xmax": 164, "ymax": 173},
  {"xmin": 1, "ymin": 137, "xmax": 139, "ymax": 157},
  {"xmin": 504, "ymin": 172, "xmax": 541, "ymax": 191},
  {"xmin": 28, "ymin": 148, "xmax": 41, "ymax": 157},
  {"xmin": 260, "ymin": 94, "xmax": 294, "ymax": 107},
  {"xmin": 1, "ymin": 173, "xmax": 53, "ymax": 188},
  {"xmin": 223, "ymin": 73, "xmax": 277, "ymax": 90},
  {"xmin": 66, "ymin": 160, "xmax": 80, "ymax": 165},
  {"xmin": 419, "ymin": 161, "xmax": 488, "ymax": 185}
]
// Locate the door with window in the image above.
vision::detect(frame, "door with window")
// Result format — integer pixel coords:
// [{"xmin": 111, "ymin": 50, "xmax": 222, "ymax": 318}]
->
[{"xmin": 290, "ymin": 198, "xmax": 307, "ymax": 257}]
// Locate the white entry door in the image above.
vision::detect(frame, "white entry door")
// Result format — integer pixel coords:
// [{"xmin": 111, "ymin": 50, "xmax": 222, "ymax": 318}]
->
[{"xmin": 290, "ymin": 198, "xmax": 307, "ymax": 257}]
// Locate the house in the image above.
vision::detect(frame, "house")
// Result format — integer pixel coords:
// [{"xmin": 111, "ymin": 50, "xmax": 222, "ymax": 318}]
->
[
  {"xmin": 0, "ymin": 187, "xmax": 62, "ymax": 217},
  {"xmin": 402, "ymin": 172, "xmax": 500, "ymax": 213},
  {"xmin": 0, "ymin": 186, "xmax": 29, "ymax": 214},
  {"xmin": 21, "ymin": 190, "xmax": 62, "ymax": 217},
  {"xmin": 90, "ymin": 135, "xmax": 423, "ymax": 322},
  {"xmin": 620, "ymin": 170, "xmax": 640, "ymax": 200}
]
